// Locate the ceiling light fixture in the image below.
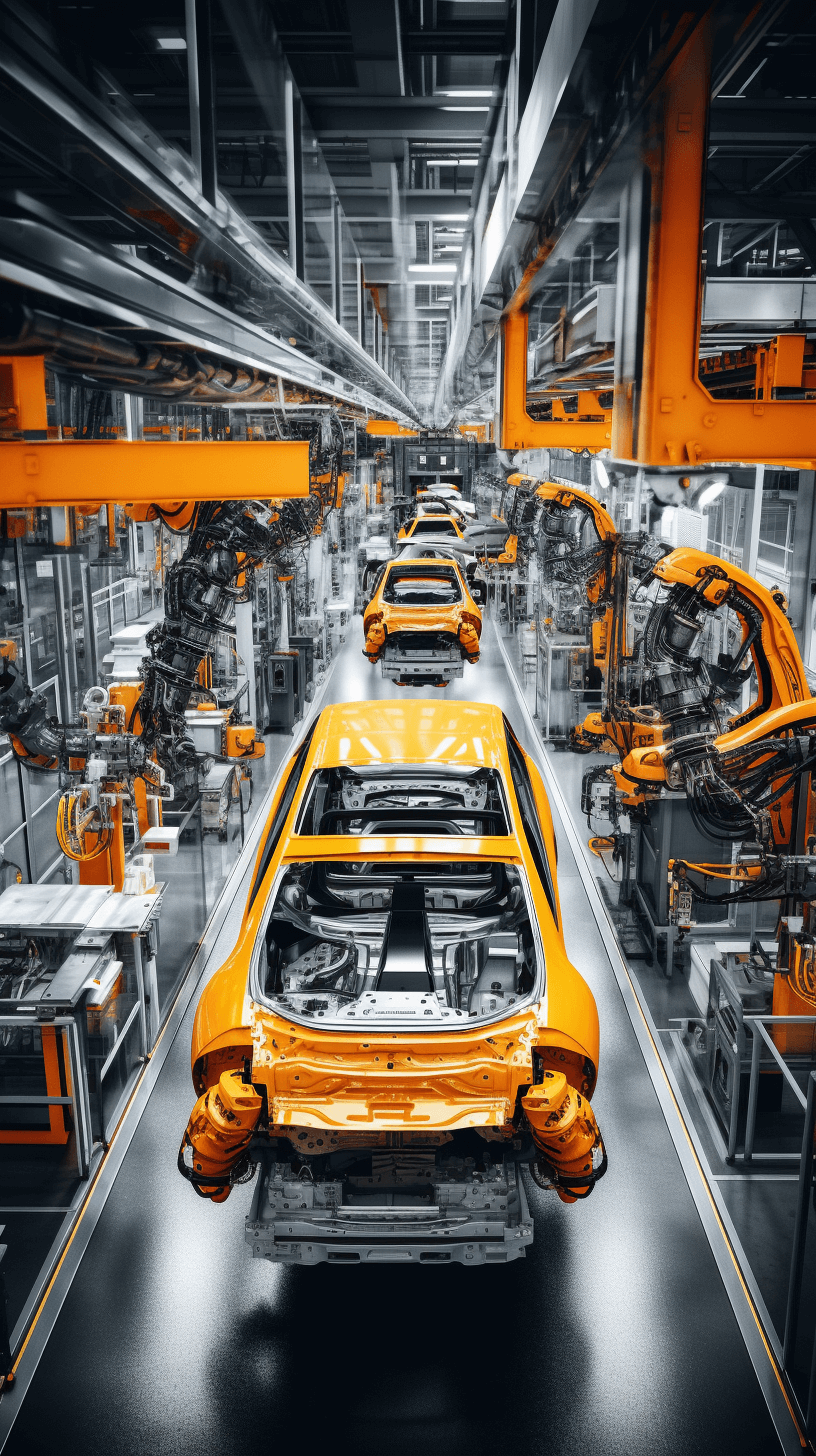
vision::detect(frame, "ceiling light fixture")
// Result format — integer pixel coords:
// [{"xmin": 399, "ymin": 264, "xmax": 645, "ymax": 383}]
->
[
  {"xmin": 438, "ymin": 90, "xmax": 494, "ymax": 97},
  {"xmin": 156, "ymin": 35, "xmax": 187, "ymax": 49},
  {"xmin": 594, "ymin": 458, "xmax": 610, "ymax": 490},
  {"xmin": 698, "ymin": 479, "xmax": 727, "ymax": 508}
]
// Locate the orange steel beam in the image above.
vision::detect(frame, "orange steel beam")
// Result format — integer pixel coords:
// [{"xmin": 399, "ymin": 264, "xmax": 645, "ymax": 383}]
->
[
  {"xmin": 0, "ymin": 355, "xmax": 48, "ymax": 437},
  {"xmin": 613, "ymin": 20, "xmax": 816, "ymax": 468},
  {"xmin": 366, "ymin": 420, "xmax": 420, "ymax": 437},
  {"xmin": 499, "ymin": 312, "xmax": 612, "ymax": 452},
  {"xmin": 0, "ymin": 439, "xmax": 310, "ymax": 507},
  {"xmin": 0, "ymin": 1026, "xmax": 69, "ymax": 1146}
]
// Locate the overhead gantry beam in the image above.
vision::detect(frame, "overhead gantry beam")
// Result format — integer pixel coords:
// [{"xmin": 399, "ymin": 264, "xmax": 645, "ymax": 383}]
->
[
  {"xmin": 612, "ymin": 18, "xmax": 816, "ymax": 470},
  {"xmin": 0, "ymin": 355, "xmax": 310, "ymax": 508},
  {"xmin": 0, "ymin": 439, "xmax": 310, "ymax": 508}
]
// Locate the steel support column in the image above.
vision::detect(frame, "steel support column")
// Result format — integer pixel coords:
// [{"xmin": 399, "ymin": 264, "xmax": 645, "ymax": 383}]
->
[
  {"xmin": 286, "ymin": 81, "xmax": 305, "ymax": 282},
  {"xmin": 190, "ymin": 0, "xmax": 218, "ymax": 206}
]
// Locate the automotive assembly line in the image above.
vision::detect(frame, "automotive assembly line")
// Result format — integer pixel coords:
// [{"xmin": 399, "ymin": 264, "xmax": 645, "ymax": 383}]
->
[
  {"xmin": 2, "ymin": 2, "xmax": 816, "ymax": 1454},
  {"xmin": 0, "ymin": 629, "xmax": 791, "ymax": 1455}
]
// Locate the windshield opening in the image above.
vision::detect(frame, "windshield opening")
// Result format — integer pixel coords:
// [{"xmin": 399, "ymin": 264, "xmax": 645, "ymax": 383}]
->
[
  {"xmin": 411, "ymin": 518, "xmax": 458, "ymax": 536},
  {"xmin": 295, "ymin": 764, "xmax": 509, "ymax": 837},
  {"xmin": 382, "ymin": 565, "xmax": 462, "ymax": 606}
]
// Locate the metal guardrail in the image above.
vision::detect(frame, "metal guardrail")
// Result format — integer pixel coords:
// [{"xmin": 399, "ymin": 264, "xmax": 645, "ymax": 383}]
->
[
  {"xmin": 0, "ymin": 1017, "xmax": 92, "ymax": 1177},
  {"xmin": 780, "ymin": 1062, "xmax": 816, "ymax": 1438},
  {"xmin": 743, "ymin": 1016, "xmax": 816, "ymax": 1165},
  {"xmin": 0, "ymin": 1243, "xmax": 11, "ymax": 1389}
]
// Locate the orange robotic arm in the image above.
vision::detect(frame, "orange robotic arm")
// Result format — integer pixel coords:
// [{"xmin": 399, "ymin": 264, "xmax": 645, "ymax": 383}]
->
[
  {"xmin": 618, "ymin": 547, "xmax": 814, "ymax": 854},
  {"xmin": 651, "ymin": 548, "xmax": 808, "ymax": 721}
]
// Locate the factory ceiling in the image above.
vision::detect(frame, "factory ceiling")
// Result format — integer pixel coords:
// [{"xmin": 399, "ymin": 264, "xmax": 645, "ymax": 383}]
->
[
  {"xmin": 0, "ymin": 0, "xmax": 511, "ymax": 417},
  {"xmin": 1, "ymin": 1, "xmax": 814, "ymax": 427}
]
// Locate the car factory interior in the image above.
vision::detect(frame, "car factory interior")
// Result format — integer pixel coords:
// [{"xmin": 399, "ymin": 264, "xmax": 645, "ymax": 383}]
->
[{"xmin": 2, "ymin": 1, "xmax": 816, "ymax": 1453}]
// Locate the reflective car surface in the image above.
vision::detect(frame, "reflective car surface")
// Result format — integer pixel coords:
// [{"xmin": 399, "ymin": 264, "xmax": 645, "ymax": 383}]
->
[
  {"xmin": 362, "ymin": 557, "xmax": 482, "ymax": 683},
  {"xmin": 398, "ymin": 512, "xmax": 466, "ymax": 541},
  {"xmin": 180, "ymin": 702, "xmax": 607, "ymax": 1264}
]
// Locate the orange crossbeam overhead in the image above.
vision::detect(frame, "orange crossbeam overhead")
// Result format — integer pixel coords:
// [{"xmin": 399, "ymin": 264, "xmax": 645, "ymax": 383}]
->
[
  {"xmin": 365, "ymin": 419, "xmax": 419, "ymax": 437},
  {"xmin": 0, "ymin": 439, "xmax": 310, "ymax": 508}
]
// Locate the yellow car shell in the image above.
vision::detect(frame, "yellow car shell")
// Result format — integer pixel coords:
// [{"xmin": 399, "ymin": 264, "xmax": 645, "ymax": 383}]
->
[
  {"xmin": 362, "ymin": 556, "xmax": 481, "ymax": 668},
  {"xmin": 187, "ymin": 703, "xmax": 604, "ymax": 1204},
  {"xmin": 398, "ymin": 513, "xmax": 466, "ymax": 542}
]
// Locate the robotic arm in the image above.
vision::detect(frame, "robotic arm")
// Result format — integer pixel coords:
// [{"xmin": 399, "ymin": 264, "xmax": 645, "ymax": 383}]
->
[
  {"xmin": 0, "ymin": 639, "xmax": 95, "ymax": 769},
  {"xmin": 0, "ymin": 414, "xmax": 345, "ymax": 882},
  {"xmin": 623, "ymin": 549, "xmax": 811, "ymax": 831},
  {"xmin": 504, "ymin": 476, "xmax": 617, "ymax": 598},
  {"xmin": 610, "ymin": 548, "xmax": 816, "ymax": 912}
]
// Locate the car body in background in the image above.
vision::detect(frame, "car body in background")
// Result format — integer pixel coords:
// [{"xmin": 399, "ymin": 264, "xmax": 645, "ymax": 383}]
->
[{"xmin": 362, "ymin": 557, "xmax": 482, "ymax": 684}]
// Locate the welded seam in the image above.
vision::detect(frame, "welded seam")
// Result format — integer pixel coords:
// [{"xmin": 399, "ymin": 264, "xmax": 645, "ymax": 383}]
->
[
  {"xmin": 0, "ymin": 659, "xmax": 340, "ymax": 1448},
  {"xmin": 494, "ymin": 623, "xmax": 806, "ymax": 1453}
]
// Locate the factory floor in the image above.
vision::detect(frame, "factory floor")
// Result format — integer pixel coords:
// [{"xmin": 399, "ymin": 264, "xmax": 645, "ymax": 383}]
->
[{"xmin": 0, "ymin": 620, "xmax": 799, "ymax": 1455}]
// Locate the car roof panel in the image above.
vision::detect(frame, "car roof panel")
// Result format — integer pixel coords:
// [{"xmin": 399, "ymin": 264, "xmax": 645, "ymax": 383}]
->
[{"xmin": 309, "ymin": 699, "xmax": 508, "ymax": 771}]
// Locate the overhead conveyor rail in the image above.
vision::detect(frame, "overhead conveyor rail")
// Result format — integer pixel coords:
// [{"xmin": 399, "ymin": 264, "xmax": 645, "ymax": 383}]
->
[{"xmin": 0, "ymin": 2, "xmax": 418, "ymax": 422}]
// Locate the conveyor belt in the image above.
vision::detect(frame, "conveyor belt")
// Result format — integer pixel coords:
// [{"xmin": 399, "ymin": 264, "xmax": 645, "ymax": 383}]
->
[{"xmin": 0, "ymin": 623, "xmax": 796, "ymax": 1455}]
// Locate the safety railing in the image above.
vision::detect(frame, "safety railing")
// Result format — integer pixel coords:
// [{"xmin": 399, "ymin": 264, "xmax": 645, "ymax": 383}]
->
[
  {"xmin": 769, "ymin": 1059, "xmax": 816, "ymax": 1444},
  {"xmin": 0, "ymin": 1016, "xmax": 93, "ymax": 1177},
  {"xmin": 743, "ymin": 1016, "xmax": 816, "ymax": 1165},
  {"xmin": 91, "ymin": 576, "xmax": 141, "ymax": 639}
]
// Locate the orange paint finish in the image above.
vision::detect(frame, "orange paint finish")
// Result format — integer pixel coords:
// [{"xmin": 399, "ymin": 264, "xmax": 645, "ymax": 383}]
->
[
  {"xmin": 398, "ymin": 513, "xmax": 466, "ymax": 541},
  {"xmin": 500, "ymin": 313, "xmax": 612, "ymax": 452},
  {"xmin": 187, "ymin": 703, "xmax": 601, "ymax": 1153},
  {"xmin": 0, "ymin": 440, "xmax": 310, "ymax": 508},
  {"xmin": 0, "ymin": 1026, "xmax": 69, "ymax": 1146},
  {"xmin": 362, "ymin": 558, "xmax": 482, "ymax": 666},
  {"xmin": 653, "ymin": 549, "xmax": 809, "ymax": 714},
  {"xmin": 0, "ymin": 355, "xmax": 48, "ymax": 434},
  {"xmin": 615, "ymin": 18, "xmax": 816, "ymax": 468}
]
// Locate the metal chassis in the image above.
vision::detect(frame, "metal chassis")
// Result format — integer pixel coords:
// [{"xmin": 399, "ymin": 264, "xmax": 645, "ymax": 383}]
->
[{"xmin": 245, "ymin": 1160, "xmax": 534, "ymax": 1266}]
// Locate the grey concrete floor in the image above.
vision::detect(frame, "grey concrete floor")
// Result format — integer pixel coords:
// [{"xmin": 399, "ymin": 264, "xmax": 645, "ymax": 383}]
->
[{"xmin": 0, "ymin": 620, "xmax": 787, "ymax": 1456}]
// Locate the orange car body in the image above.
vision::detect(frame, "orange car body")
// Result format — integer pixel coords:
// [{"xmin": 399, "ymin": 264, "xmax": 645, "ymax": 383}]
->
[
  {"xmin": 398, "ymin": 512, "xmax": 466, "ymax": 542},
  {"xmin": 182, "ymin": 702, "xmax": 606, "ymax": 1263},
  {"xmin": 362, "ymin": 557, "xmax": 481, "ymax": 681}
]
